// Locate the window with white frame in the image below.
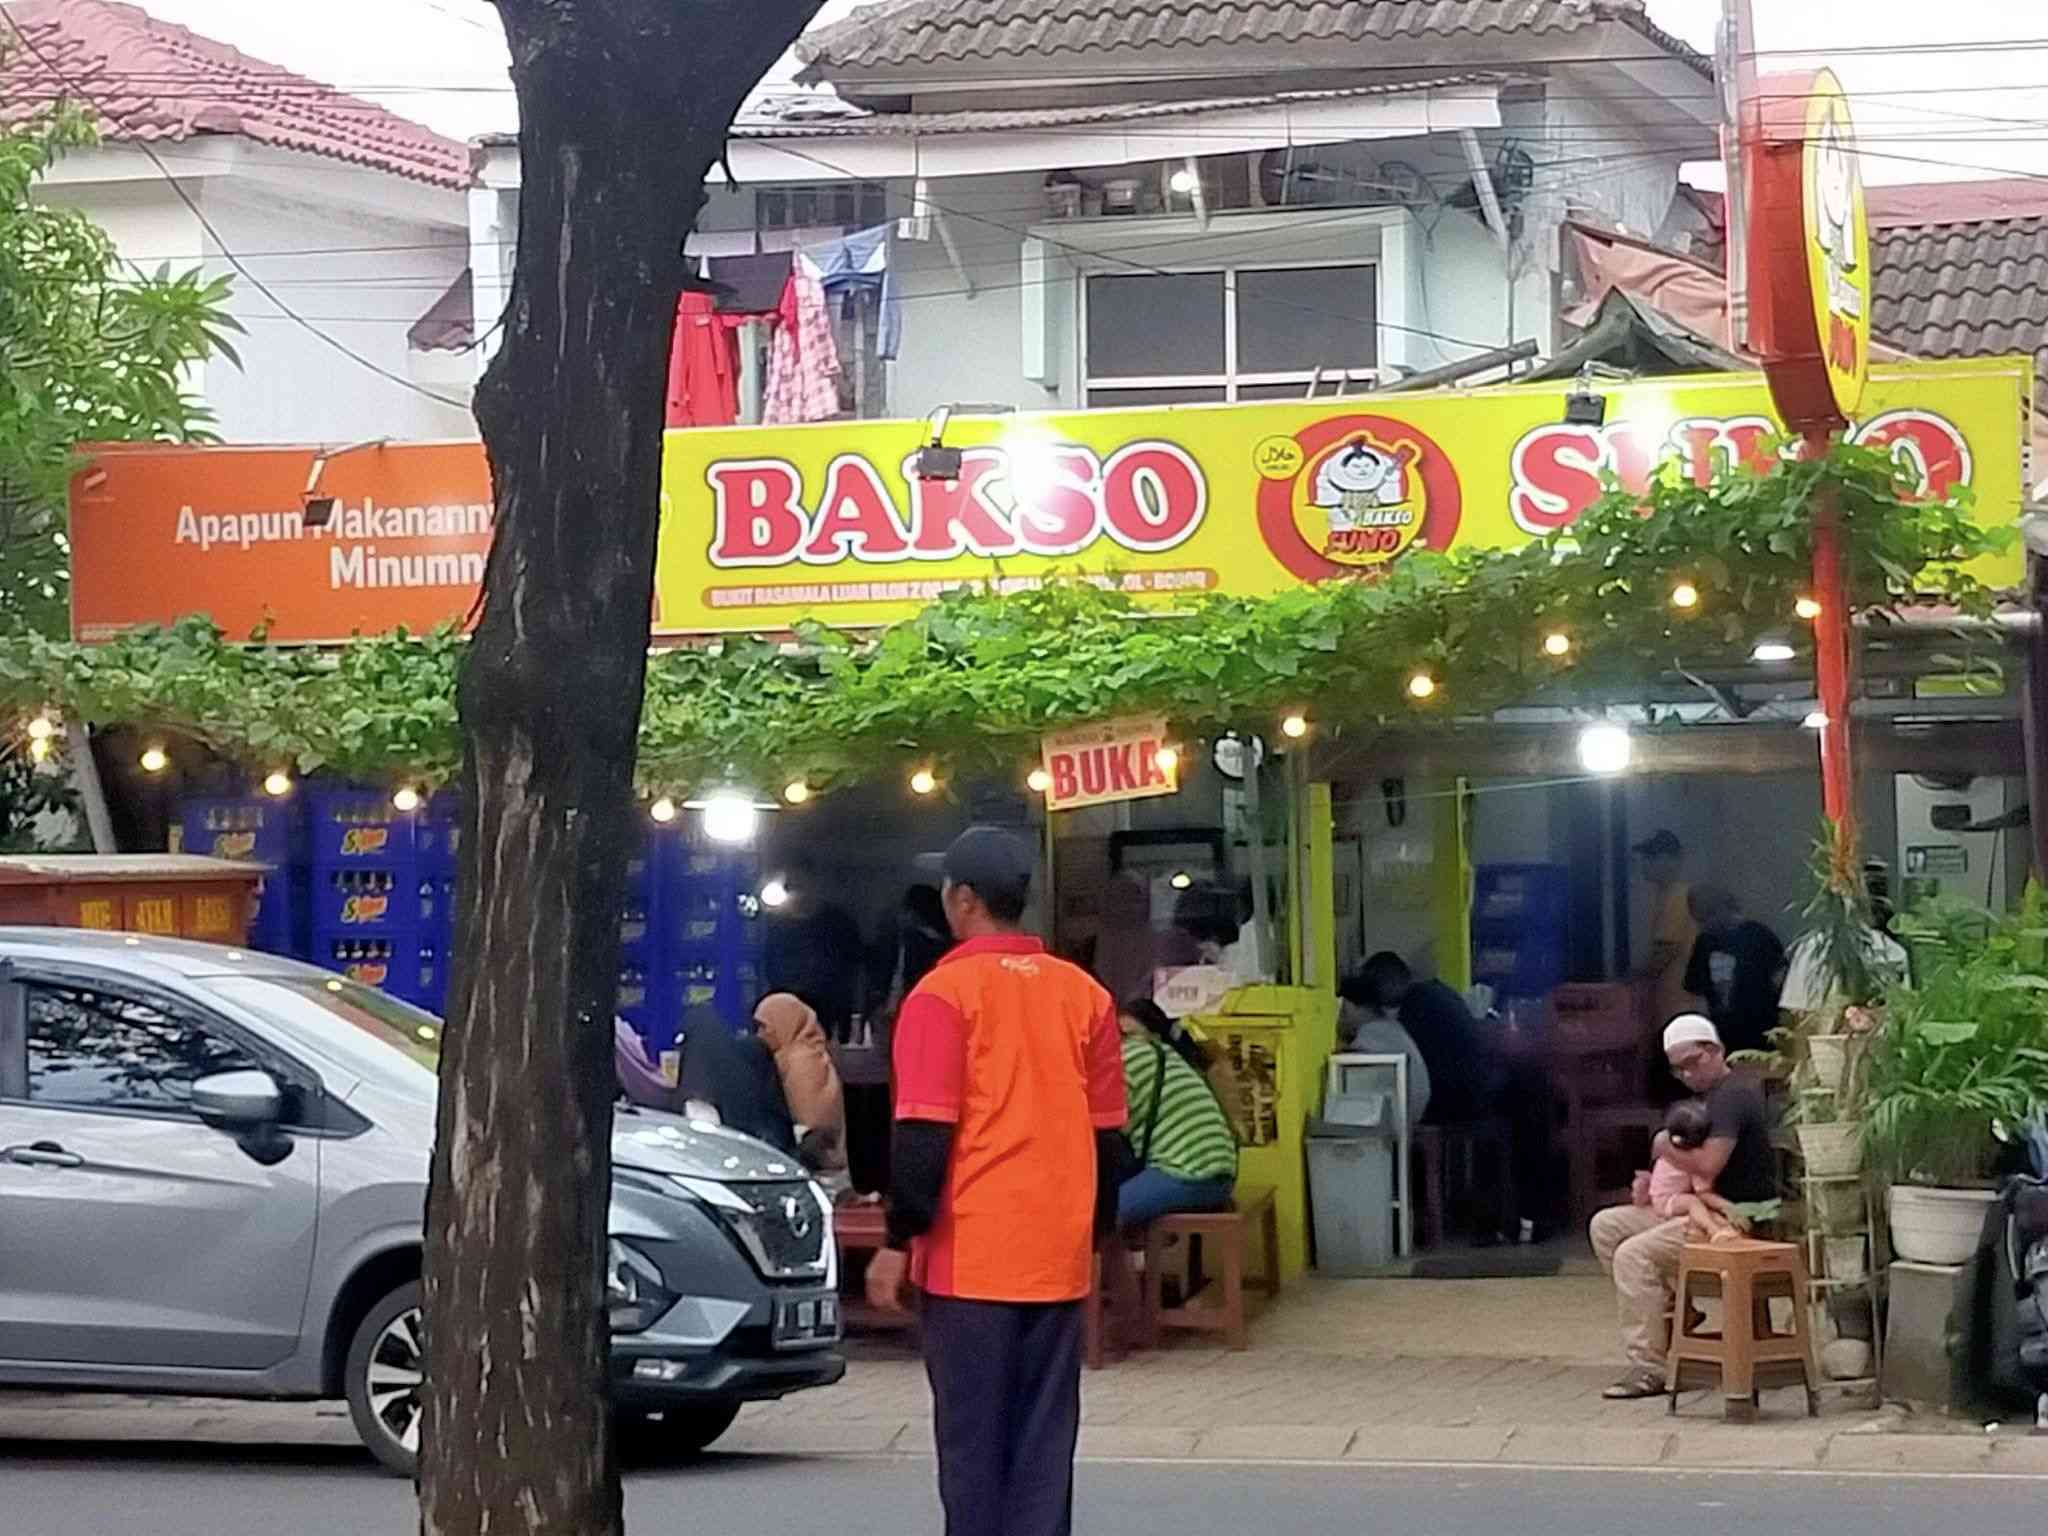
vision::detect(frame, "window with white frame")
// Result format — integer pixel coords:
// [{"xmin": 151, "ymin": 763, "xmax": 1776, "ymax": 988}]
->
[{"xmin": 1081, "ymin": 264, "xmax": 1378, "ymax": 407}]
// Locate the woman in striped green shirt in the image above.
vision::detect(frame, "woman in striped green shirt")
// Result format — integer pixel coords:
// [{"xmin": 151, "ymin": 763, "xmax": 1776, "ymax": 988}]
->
[{"xmin": 1115, "ymin": 1001, "xmax": 1239, "ymax": 1229}]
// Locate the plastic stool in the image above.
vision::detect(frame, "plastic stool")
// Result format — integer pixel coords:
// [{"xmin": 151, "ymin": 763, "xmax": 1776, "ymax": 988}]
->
[{"xmin": 1666, "ymin": 1238, "xmax": 1819, "ymax": 1421}]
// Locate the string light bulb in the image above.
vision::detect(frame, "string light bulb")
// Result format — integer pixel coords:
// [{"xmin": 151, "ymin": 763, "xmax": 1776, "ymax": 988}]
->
[
  {"xmin": 1407, "ymin": 672, "xmax": 1437, "ymax": 700},
  {"xmin": 649, "ymin": 796, "xmax": 679, "ymax": 824},
  {"xmin": 1670, "ymin": 581, "xmax": 1700, "ymax": 610},
  {"xmin": 1280, "ymin": 713, "xmax": 1309, "ymax": 740},
  {"xmin": 1154, "ymin": 745, "xmax": 1180, "ymax": 774},
  {"xmin": 783, "ymin": 779, "xmax": 812, "ymax": 806},
  {"xmin": 262, "ymin": 770, "xmax": 293, "ymax": 798},
  {"xmin": 1027, "ymin": 767, "xmax": 1053, "ymax": 794},
  {"xmin": 25, "ymin": 714, "xmax": 55, "ymax": 742},
  {"xmin": 1542, "ymin": 631, "xmax": 1572, "ymax": 658},
  {"xmin": 139, "ymin": 745, "xmax": 169, "ymax": 774},
  {"xmin": 909, "ymin": 768, "xmax": 938, "ymax": 796},
  {"xmin": 1795, "ymin": 595, "xmax": 1823, "ymax": 620},
  {"xmin": 391, "ymin": 786, "xmax": 422, "ymax": 814}
]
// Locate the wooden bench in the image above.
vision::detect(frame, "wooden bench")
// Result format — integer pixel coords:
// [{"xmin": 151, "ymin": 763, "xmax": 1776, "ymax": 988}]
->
[{"xmin": 1144, "ymin": 1186, "xmax": 1280, "ymax": 1350}]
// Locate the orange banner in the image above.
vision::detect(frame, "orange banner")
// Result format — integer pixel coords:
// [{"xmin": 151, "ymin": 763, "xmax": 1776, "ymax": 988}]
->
[{"xmin": 69, "ymin": 441, "xmax": 493, "ymax": 643}]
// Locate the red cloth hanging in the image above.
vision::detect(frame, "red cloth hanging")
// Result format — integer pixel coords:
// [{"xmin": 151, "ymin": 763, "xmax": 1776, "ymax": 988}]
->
[{"xmin": 666, "ymin": 290, "xmax": 739, "ymax": 428}]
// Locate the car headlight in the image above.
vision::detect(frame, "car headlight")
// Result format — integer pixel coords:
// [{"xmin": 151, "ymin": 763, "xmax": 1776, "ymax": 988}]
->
[
  {"xmin": 672, "ymin": 1175, "xmax": 832, "ymax": 1283},
  {"xmin": 605, "ymin": 1238, "xmax": 677, "ymax": 1333}
]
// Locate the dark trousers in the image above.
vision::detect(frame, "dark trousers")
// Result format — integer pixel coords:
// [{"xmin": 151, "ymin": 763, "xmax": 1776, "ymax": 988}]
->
[{"xmin": 921, "ymin": 1294, "xmax": 1083, "ymax": 1536}]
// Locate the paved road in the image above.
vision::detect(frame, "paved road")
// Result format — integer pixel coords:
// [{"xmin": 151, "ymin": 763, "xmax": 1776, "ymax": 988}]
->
[{"xmin": 6, "ymin": 1444, "xmax": 2045, "ymax": 1536}]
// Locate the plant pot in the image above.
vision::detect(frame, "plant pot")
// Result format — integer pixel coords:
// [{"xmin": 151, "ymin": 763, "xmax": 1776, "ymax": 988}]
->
[
  {"xmin": 1796, "ymin": 1121, "xmax": 1864, "ymax": 1178},
  {"xmin": 1887, "ymin": 1184, "xmax": 1998, "ymax": 1265},
  {"xmin": 1807, "ymin": 1034, "xmax": 1850, "ymax": 1094},
  {"xmin": 1807, "ymin": 1180, "xmax": 1866, "ymax": 1231},
  {"xmin": 1824, "ymin": 1233, "xmax": 1868, "ymax": 1282}
]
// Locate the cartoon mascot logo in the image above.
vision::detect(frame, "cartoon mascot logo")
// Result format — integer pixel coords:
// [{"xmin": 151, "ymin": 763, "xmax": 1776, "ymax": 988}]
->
[{"xmin": 1256, "ymin": 415, "xmax": 1462, "ymax": 582}]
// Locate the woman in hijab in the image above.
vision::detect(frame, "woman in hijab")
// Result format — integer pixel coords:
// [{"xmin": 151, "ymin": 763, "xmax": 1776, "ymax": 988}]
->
[{"xmin": 754, "ymin": 992, "xmax": 847, "ymax": 1178}]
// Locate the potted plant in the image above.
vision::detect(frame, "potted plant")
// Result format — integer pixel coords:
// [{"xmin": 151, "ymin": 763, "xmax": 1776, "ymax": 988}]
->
[
  {"xmin": 1866, "ymin": 893, "xmax": 2048, "ymax": 1265},
  {"xmin": 1791, "ymin": 1086, "xmax": 1864, "ymax": 1178}
]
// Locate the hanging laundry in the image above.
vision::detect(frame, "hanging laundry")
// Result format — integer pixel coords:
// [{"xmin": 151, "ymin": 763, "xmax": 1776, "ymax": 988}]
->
[
  {"xmin": 763, "ymin": 265, "xmax": 841, "ymax": 425},
  {"xmin": 804, "ymin": 224, "xmax": 902, "ymax": 361},
  {"xmin": 666, "ymin": 289, "xmax": 740, "ymax": 428}
]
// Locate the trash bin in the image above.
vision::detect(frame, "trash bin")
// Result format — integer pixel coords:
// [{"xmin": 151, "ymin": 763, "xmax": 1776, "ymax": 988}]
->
[{"xmin": 1307, "ymin": 1116, "xmax": 1396, "ymax": 1275}]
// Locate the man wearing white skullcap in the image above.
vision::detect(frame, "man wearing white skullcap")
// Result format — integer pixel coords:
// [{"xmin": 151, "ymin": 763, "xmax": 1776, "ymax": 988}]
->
[{"xmin": 1589, "ymin": 1013, "xmax": 1778, "ymax": 1399}]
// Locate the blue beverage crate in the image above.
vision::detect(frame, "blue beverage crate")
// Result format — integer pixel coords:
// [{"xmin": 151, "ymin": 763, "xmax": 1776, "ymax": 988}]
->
[
  {"xmin": 417, "ymin": 801, "xmax": 461, "ymax": 878},
  {"xmin": 1472, "ymin": 862, "xmax": 1570, "ymax": 933},
  {"xmin": 179, "ymin": 796, "xmax": 300, "ymax": 865},
  {"xmin": 311, "ymin": 870, "xmax": 424, "ymax": 936},
  {"xmin": 309, "ymin": 789, "xmax": 420, "ymax": 867},
  {"xmin": 313, "ymin": 930, "xmax": 444, "ymax": 1010},
  {"xmin": 1472, "ymin": 937, "xmax": 1567, "ymax": 996}
]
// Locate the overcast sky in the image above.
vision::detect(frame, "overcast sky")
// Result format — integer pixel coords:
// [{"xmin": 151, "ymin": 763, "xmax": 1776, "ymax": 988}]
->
[{"xmin": 111, "ymin": 0, "xmax": 2048, "ymax": 186}]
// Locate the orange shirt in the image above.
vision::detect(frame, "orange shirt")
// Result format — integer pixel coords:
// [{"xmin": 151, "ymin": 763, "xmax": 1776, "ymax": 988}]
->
[{"xmin": 892, "ymin": 934, "xmax": 1127, "ymax": 1302}]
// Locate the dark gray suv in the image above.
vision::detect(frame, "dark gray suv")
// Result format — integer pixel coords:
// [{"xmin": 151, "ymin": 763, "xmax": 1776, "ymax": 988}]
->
[{"xmin": 0, "ymin": 930, "xmax": 844, "ymax": 1474}]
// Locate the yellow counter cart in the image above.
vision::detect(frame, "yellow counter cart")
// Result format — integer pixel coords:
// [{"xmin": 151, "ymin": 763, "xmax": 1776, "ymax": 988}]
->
[{"xmin": 1190, "ymin": 982, "xmax": 1338, "ymax": 1283}]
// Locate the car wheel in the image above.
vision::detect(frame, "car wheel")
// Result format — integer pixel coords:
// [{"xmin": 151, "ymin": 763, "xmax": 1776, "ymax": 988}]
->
[
  {"xmin": 345, "ymin": 1280, "xmax": 424, "ymax": 1477},
  {"xmin": 619, "ymin": 1400, "xmax": 742, "ymax": 1463}
]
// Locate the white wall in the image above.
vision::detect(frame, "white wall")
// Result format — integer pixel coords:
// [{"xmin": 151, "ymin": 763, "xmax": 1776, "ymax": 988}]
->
[{"xmin": 197, "ymin": 184, "xmax": 474, "ymax": 442}]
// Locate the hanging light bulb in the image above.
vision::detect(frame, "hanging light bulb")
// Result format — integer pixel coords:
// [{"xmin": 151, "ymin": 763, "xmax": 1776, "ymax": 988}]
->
[
  {"xmin": 1576, "ymin": 723, "xmax": 1633, "ymax": 775},
  {"xmin": 1407, "ymin": 672, "xmax": 1437, "ymax": 700},
  {"xmin": 1795, "ymin": 595, "xmax": 1824, "ymax": 621},
  {"xmin": 759, "ymin": 877, "xmax": 790, "ymax": 909},
  {"xmin": 1670, "ymin": 581, "xmax": 1700, "ymax": 610},
  {"xmin": 391, "ymin": 785, "xmax": 423, "ymax": 813},
  {"xmin": 649, "ymin": 796, "xmax": 679, "ymax": 824},
  {"xmin": 1280, "ymin": 713, "xmax": 1309, "ymax": 740},
  {"xmin": 1169, "ymin": 871, "xmax": 1194, "ymax": 891},
  {"xmin": 783, "ymin": 779, "xmax": 812, "ymax": 806},
  {"xmin": 139, "ymin": 745, "xmax": 169, "ymax": 774},
  {"xmin": 909, "ymin": 768, "xmax": 938, "ymax": 796},
  {"xmin": 25, "ymin": 713, "xmax": 56, "ymax": 742},
  {"xmin": 1542, "ymin": 631, "xmax": 1572, "ymax": 658},
  {"xmin": 262, "ymin": 770, "xmax": 293, "ymax": 798},
  {"xmin": 700, "ymin": 791, "xmax": 758, "ymax": 844},
  {"xmin": 1154, "ymin": 745, "xmax": 1180, "ymax": 774},
  {"xmin": 1027, "ymin": 767, "xmax": 1053, "ymax": 794},
  {"xmin": 1169, "ymin": 166, "xmax": 1199, "ymax": 196}
]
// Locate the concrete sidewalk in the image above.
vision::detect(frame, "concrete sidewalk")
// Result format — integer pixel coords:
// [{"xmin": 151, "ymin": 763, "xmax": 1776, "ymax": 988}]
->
[{"xmin": 6, "ymin": 1275, "xmax": 2045, "ymax": 1476}]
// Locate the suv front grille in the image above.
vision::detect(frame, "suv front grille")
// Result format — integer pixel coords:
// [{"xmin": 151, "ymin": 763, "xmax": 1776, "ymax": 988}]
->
[{"xmin": 717, "ymin": 1180, "xmax": 829, "ymax": 1281}]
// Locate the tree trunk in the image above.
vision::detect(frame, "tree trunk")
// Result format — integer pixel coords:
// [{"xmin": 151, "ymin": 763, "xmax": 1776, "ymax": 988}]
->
[{"xmin": 422, "ymin": 5, "xmax": 821, "ymax": 1533}]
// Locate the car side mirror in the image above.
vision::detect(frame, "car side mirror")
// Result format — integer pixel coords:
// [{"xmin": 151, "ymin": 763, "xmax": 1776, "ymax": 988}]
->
[{"xmin": 191, "ymin": 1069, "xmax": 284, "ymax": 1127}]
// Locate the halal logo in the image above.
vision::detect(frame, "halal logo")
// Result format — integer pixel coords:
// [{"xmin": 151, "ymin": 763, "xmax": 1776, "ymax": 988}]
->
[{"xmin": 1254, "ymin": 414, "xmax": 1463, "ymax": 583}]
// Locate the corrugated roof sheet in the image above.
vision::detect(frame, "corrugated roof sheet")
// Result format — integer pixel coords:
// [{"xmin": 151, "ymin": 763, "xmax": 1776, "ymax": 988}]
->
[
  {"xmin": 1873, "ymin": 214, "xmax": 2048, "ymax": 401},
  {"xmin": 797, "ymin": 0, "xmax": 1710, "ymax": 76},
  {"xmin": 0, "ymin": 0, "xmax": 472, "ymax": 191},
  {"xmin": 733, "ymin": 76, "xmax": 1494, "ymax": 136}
]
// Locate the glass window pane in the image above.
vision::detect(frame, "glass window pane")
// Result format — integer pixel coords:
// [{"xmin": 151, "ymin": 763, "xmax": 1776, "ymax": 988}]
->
[
  {"xmin": 1236, "ymin": 381, "xmax": 1323, "ymax": 401},
  {"xmin": 1085, "ymin": 386, "xmax": 1228, "ymax": 409},
  {"xmin": 25, "ymin": 985, "xmax": 256, "ymax": 1115},
  {"xmin": 1236, "ymin": 265, "xmax": 1376, "ymax": 373},
  {"xmin": 1086, "ymin": 272, "xmax": 1225, "ymax": 378}
]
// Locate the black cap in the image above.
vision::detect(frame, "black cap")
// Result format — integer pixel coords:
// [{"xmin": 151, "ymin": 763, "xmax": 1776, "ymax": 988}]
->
[
  {"xmin": 920, "ymin": 825, "xmax": 1034, "ymax": 908},
  {"xmin": 1632, "ymin": 829, "xmax": 1683, "ymax": 858}
]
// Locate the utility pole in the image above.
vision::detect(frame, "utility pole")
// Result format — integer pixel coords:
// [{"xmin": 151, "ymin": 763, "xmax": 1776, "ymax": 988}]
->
[{"xmin": 1718, "ymin": 0, "xmax": 1759, "ymax": 351}]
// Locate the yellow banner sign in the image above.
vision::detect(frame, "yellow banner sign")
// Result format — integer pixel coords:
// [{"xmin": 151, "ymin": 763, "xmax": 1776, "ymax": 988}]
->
[
  {"xmin": 653, "ymin": 357, "xmax": 2026, "ymax": 634},
  {"xmin": 1040, "ymin": 715, "xmax": 1179, "ymax": 812}
]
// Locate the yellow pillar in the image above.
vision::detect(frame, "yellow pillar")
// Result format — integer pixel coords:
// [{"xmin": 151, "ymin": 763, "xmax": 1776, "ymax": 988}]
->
[
  {"xmin": 1431, "ymin": 778, "xmax": 1473, "ymax": 991},
  {"xmin": 1305, "ymin": 781, "xmax": 1336, "ymax": 1000}
]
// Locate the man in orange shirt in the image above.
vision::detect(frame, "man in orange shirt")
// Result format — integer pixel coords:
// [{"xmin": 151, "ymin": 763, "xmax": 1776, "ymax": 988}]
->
[{"xmin": 867, "ymin": 826, "xmax": 1127, "ymax": 1536}]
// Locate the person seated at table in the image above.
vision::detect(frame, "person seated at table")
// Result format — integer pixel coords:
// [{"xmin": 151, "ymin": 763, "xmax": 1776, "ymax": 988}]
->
[
  {"xmin": 1116, "ymin": 999, "xmax": 1239, "ymax": 1229},
  {"xmin": 1336, "ymin": 970, "xmax": 1432, "ymax": 1124},
  {"xmin": 673, "ymin": 1004, "xmax": 797, "ymax": 1154},
  {"xmin": 754, "ymin": 991, "xmax": 848, "ymax": 1183}
]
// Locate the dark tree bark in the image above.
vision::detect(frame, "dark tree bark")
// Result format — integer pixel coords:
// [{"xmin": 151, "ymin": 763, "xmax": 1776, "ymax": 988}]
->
[{"xmin": 422, "ymin": 5, "xmax": 822, "ymax": 1533}]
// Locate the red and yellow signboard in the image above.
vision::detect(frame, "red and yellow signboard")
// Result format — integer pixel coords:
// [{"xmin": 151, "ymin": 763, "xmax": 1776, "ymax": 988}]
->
[
  {"xmin": 1745, "ymin": 66, "xmax": 1872, "ymax": 433},
  {"xmin": 68, "ymin": 358, "xmax": 2026, "ymax": 644}
]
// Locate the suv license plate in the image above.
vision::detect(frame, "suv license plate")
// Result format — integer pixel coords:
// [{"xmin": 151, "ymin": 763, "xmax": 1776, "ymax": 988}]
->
[{"xmin": 773, "ymin": 1295, "xmax": 840, "ymax": 1349}]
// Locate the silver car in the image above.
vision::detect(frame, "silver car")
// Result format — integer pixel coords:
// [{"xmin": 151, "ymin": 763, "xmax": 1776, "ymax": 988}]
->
[{"xmin": 0, "ymin": 929, "xmax": 844, "ymax": 1474}]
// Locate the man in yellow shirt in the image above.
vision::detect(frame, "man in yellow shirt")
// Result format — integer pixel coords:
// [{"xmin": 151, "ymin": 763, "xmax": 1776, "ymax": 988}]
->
[{"xmin": 1633, "ymin": 830, "xmax": 1701, "ymax": 1030}]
